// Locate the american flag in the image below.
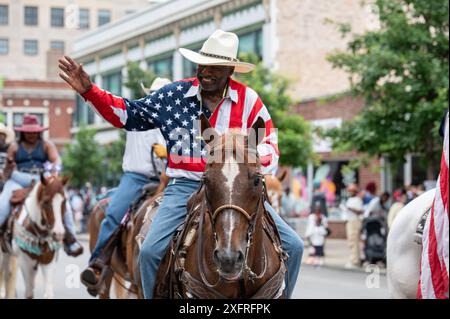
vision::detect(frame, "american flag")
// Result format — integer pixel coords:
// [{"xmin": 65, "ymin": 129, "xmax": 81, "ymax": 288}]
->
[
  {"xmin": 418, "ymin": 112, "xmax": 449, "ymax": 299},
  {"xmin": 81, "ymin": 77, "xmax": 279, "ymax": 180}
]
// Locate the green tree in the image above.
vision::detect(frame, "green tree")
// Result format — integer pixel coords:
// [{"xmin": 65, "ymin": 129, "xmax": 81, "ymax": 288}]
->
[
  {"xmin": 326, "ymin": 0, "xmax": 449, "ymax": 179},
  {"xmin": 62, "ymin": 126, "xmax": 103, "ymax": 188},
  {"xmin": 237, "ymin": 53, "xmax": 315, "ymax": 168},
  {"xmin": 124, "ymin": 61, "xmax": 157, "ymax": 99}
]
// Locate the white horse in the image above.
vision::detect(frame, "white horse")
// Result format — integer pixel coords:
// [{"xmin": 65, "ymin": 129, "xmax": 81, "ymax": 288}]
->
[
  {"xmin": 386, "ymin": 188, "xmax": 436, "ymax": 298},
  {"xmin": 0, "ymin": 175, "xmax": 69, "ymax": 299}
]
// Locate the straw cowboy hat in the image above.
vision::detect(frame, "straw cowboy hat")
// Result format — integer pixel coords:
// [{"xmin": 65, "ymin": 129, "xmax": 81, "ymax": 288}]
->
[
  {"xmin": 179, "ymin": 29, "xmax": 255, "ymax": 73},
  {"xmin": 0, "ymin": 123, "xmax": 15, "ymax": 144},
  {"xmin": 14, "ymin": 114, "xmax": 48, "ymax": 133},
  {"xmin": 140, "ymin": 77, "xmax": 172, "ymax": 95}
]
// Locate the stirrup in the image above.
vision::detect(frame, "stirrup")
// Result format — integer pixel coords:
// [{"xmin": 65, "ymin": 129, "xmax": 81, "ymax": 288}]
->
[{"xmin": 81, "ymin": 265, "xmax": 113, "ymax": 297}]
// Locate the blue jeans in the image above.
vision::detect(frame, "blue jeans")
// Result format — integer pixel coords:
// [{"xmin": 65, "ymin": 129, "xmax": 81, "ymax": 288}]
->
[
  {"xmin": 0, "ymin": 171, "xmax": 77, "ymax": 237},
  {"xmin": 90, "ymin": 172, "xmax": 150, "ymax": 262},
  {"xmin": 139, "ymin": 178, "xmax": 304, "ymax": 299}
]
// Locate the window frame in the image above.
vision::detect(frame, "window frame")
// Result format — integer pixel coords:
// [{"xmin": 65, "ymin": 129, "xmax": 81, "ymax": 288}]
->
[
  {"xmin": 23, "ymin": 39, "xmax": 38, "ymax": 56},
  {"xmin": 97, "ymin": 9, "xmax": 111, "ymax": 27},
  {"xmin": 0, "ymin": 5, "xmax": 8, "ymax": 25},
  {"xmin": 79, "ymin": 8, "xmax": 90, "ymax": 29},
  {"xmin": 0, "ymin": 38, "xmax": 8, "ymax": 55},
  {"xmin": 24, "ymin": 6, "xmax": 38, "ymax": 26},
  {"xmin": 50, "ymin": 7, "xmax": 65, "ymax": 28}
]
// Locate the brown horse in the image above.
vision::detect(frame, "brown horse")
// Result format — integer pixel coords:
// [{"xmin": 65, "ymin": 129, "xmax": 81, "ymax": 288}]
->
[
  {"xmin": 154, "ymin": 115, "xmax": 287, "ymax": 299},
  {"xmin": 88, "ymin": 175, "xmax": 168, "ymax": 299}
]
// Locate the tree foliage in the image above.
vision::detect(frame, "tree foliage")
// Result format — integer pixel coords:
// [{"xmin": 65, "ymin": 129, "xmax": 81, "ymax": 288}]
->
[
  {"xmin": 326, "ymin": 0, "xmax": 448, "ymax": 178},
  {"xmin": 237, "ymin": 53, "xmax": 315, "ymax": 168},
  {"xmin": 62, "ymin": 126, "xmax": 103, "ymax": 188}
]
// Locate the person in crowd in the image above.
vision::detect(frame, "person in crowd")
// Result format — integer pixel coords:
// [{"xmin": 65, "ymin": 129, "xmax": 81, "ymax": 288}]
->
[
  {"xmin": 0, "ymin": 123, "xmax": 15, "ymax": 192},
  {"xmin": 363, "ymin": 181, "xmax": 377, "ymax": 206},
  {"xmin": 340, "ymin": 183, "xmax": 364, "ymax": 268},
  {"xmin": 305, "ymin": 204, "xmax": 328, "ymax": 266},
  {"xmin": 387, "ymin": 188, "xmax": 407, "ymax": 230},
  {"xmin": 310, "ymin": 180, "xmax": 328, "ymax": 217},
  {"xmin": 363, "ymin": 191, "xmax": 390, "ymax": 220}
]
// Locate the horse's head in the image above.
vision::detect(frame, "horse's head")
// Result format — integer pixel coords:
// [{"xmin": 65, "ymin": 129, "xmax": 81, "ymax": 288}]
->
[
  {"xmin": 37, "ymin": 174, "xmax": 70, "ymax": 241},
  {"xmin": 200, "ymin": 114, "xmax": 266, "ymax": 280}
]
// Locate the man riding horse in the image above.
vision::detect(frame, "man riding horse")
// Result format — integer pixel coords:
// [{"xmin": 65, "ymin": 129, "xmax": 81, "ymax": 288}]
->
[
  {"xmin": 80, "ymin": 78, "xmax": 170, "ymax": 296},
  {"xmin": 59, "ymin": 30, "xmax": 304, "ymax": 299},
  {"xmin": 0, "ymin": 115, "xmax": 83, "ymax": 257}
]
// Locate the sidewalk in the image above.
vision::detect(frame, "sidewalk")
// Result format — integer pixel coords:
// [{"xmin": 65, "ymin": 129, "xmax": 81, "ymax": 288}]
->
[{"xmin": 301, "ymin": 238, "xmax": 387, "ymax": 275}]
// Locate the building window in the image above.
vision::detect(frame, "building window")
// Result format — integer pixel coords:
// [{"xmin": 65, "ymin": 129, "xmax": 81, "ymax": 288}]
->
[
  {"xmin": 98, "ymin": 9, "xmax": 111, "ymax": 27},
  {"xmin": 102, "ymin": 72, "xmax": 122, "ymax": 96},
  {"xmin": 51, "ymin": 8, "xmax": 64, "ymax": 27},
  {"xmin": 24, "ymin": 39, "xmax": 38, "ymax": 56},
  {"xmin": 74, "ymin": 95, "xmax": 96, "ymax": 127},
  {"xmin": 24, "ymin": 6, "xmax": 38, "ymax": 26},
  {"xmin": 147, "ymin": 56, "xmax": 173, "ymax": 80},
  {"xmin": 238, "ymin": 29, "xmax": 263, "ymax": 59},
  {"xmin": 0, "ymin": 5, "xmax": 8, "ymax": 25},
  {"xmin": 0, "ymin": 38, "xmax": 8, "ymax": 55},
  {"xmin": 79, "ymin": 8, "xmax": 89, "ymax": 29},
  {"xmin": 50, "ymin": 40, "xmax": 65, "ymax": 52}
]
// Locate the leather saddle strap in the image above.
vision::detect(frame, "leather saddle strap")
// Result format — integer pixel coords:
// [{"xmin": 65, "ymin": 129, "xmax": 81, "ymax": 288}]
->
[
  {"xmin": 251, "ymin": 261, "xmax": 286, "ymax": 299},
  {"xmin": 180, "ymin": 270, "xmax": 227, "ymax": 299}
]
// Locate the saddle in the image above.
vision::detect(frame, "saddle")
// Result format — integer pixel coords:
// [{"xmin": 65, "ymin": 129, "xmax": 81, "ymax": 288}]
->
[
  {"xmin": 10, "ymin": 186, "xmax": 33, "ymax": 206},
  {"xmin": 0, "ymin": 186, "xmax": 33, "ymax": 253}
]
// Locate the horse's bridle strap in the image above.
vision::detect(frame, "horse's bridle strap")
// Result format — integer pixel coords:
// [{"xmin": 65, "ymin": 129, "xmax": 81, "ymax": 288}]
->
[{"xmin": 212, "ymin": 204, "xmax": 252, "ymax": 221}]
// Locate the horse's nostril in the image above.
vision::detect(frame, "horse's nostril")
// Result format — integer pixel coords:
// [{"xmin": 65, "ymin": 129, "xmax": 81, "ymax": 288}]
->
[{"xmin": 237, "ymin": 251, "xmax": 244, "ymax": 264}]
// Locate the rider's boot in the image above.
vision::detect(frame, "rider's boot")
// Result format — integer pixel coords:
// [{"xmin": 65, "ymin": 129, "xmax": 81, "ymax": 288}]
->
[{"xmin": 80, "ymin": 227, "xmax": 122, "ymax": 297}]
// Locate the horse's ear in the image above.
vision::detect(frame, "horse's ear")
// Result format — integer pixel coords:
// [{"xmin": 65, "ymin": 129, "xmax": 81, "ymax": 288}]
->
[
  {"xmin": 277, "ymin": 170, "xmax": 287, "ymax": 182},
  {"xmin": 248, "ymin": 117, "xmax": 265, "ymax": 149},
  {"xmin": 40, "ymin": 173, "xmax": 47, "ymax": 186},
  {"xmin": 61, "ymin": 175, "xmax": 71, "ymax": 186},
  {"xmin": 200, "ymin": 113, "xmax": 218, "ymax": 145}
]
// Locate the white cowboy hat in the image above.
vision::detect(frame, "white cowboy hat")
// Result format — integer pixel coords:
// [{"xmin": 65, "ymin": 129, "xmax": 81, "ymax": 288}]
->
[
  {"xmin": 140, "ymin": 77, "xmax": 172, "ymax": 95},
  {"xmin": 0, "ymin": 122, "xmax": 15, "ymax": 144},
  {"xmin": 179, "ymin": 30, "xmax": 255, "ymax": 73}
]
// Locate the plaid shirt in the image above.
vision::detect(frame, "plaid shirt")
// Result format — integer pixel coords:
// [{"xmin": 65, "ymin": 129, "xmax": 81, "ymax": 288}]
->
[{"xmin": 82, "ymin": 77, "xmax": 279, "ymax": 180}]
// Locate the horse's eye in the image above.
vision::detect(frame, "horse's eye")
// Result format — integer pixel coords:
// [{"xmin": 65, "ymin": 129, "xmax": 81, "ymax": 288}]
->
[{"xmin": 254, "ymin": 174, "xmax": 261, "ymax": 186}]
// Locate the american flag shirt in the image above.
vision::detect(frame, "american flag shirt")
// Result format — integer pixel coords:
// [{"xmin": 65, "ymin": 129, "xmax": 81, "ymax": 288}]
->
[{"xmin": 81, "ymin": 77, "xmax": 280, "ymax": 181}]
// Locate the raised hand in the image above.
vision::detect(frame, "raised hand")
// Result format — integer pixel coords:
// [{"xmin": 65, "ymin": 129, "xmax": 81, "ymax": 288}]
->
[{"xmin": 58, "ymin": 55, "xmax": 92, "ymax": 94}]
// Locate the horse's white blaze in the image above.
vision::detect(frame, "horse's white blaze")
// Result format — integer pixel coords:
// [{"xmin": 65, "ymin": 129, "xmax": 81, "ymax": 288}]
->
[
  {"xmin": 51, "ymin": 193, "xmax": 65, "ymax": 237},
  {"xmin": 221, "ymin": 153, "xmax": 241, "ymax": 251},
  {"xmin": 25, "ymin": 183, "xmax": 42, "ymax": 225}
]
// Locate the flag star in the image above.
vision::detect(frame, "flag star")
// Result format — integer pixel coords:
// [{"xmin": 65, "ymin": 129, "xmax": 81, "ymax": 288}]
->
[
  {"xmin": 148, "ymin": 118, "xmax": 154, "ymax": 123},
  {"xmin": 181, "ymin": 120, "xmax": 188, "ymax": 127},
  {"xmin": 155, "ymin": 103, "xmax": 161, "ymax": 110},
  {"xmin": 139, "ymin": 112, "xmax": 144, "ymax": 116},
  {"xmin": 151, "ymin": 112, "xmax": 158, "ymax": 118},
  {"xmin": 197, "ymin": 110, "xmax": 202, "ymax": 115},
  {"xmin": 150, "ymin": 91, "xmax": 156, "ymax": 96},
  {"xmin": 192, "ymin": 141, "xmax": 198, "ymax": 148},
  {"xmin": 174, "ymin": 112, "xmax": 181, "ymax": 119},
  {"xmin": 167, "ymin": 91, "xmax": 173, "ymax": 97},
  {"xmin": 175, "ymin": 98, "xmax": 181, "ymax": 105},
  {"xmin": 183, "ymin": 148, "xmax": 190, "ymax": 155},
  {"xmin": 200, "ymin": 149, "xmax": 207, "ymax": 156},
  {"xmin": 141, "ymin": 126, "xmax": 144, "ymax": 129},
  {"xmin": 166, "ymin": 119, "xmax": 173, "ymax": 125},
  {"xmin": 190, "ymin": 102, "xmax": 196, "ymax": 108},
  {"xmin": 182, "ymin": 106, "xmax": 189, "ymax": 113},
  {"xmin": 132, "ymin": 109, "xmax": 138, "ymax": 114},
  {"xmin": 176, "ymin": 84, "xmax": 183, "ymax": 91},
  {"xmin": 190, "ymin": 115, "xmax": 197, "ymax": 121},
  {"xmin": 158, "ymin": 93, "xmax": 164, "ymax": 99},
  {"xmin": 169, "ymin": 132, "xmax": 174, "ymax": 139},
  {"xmin": 175, "ymin": 126, "xmax": 181, "ymax": 133},
  {"xmin": 190, "ymin": 128, "xmax": 197, "ymax": 134},
  {"xmin": 132, "ymin": 128, "xmax": 137, "ymax": 132},
  {"xmin": 176, "ymin": 140, "xmax": 182, "ymax": 146},
  {"xmin": 144, "ymin": 99, "xmax": 151, "ymax": 105},
  {"xmin": 161, "ymin": 125, "xmax": 166, "ymax": 131},
  {"xmin": 183, "ymin": 134, "xmax": 189, "ymax": 140},
  {"xmin": 166, "ymin": 105, "xmax": 173, "ymax": 112}
]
